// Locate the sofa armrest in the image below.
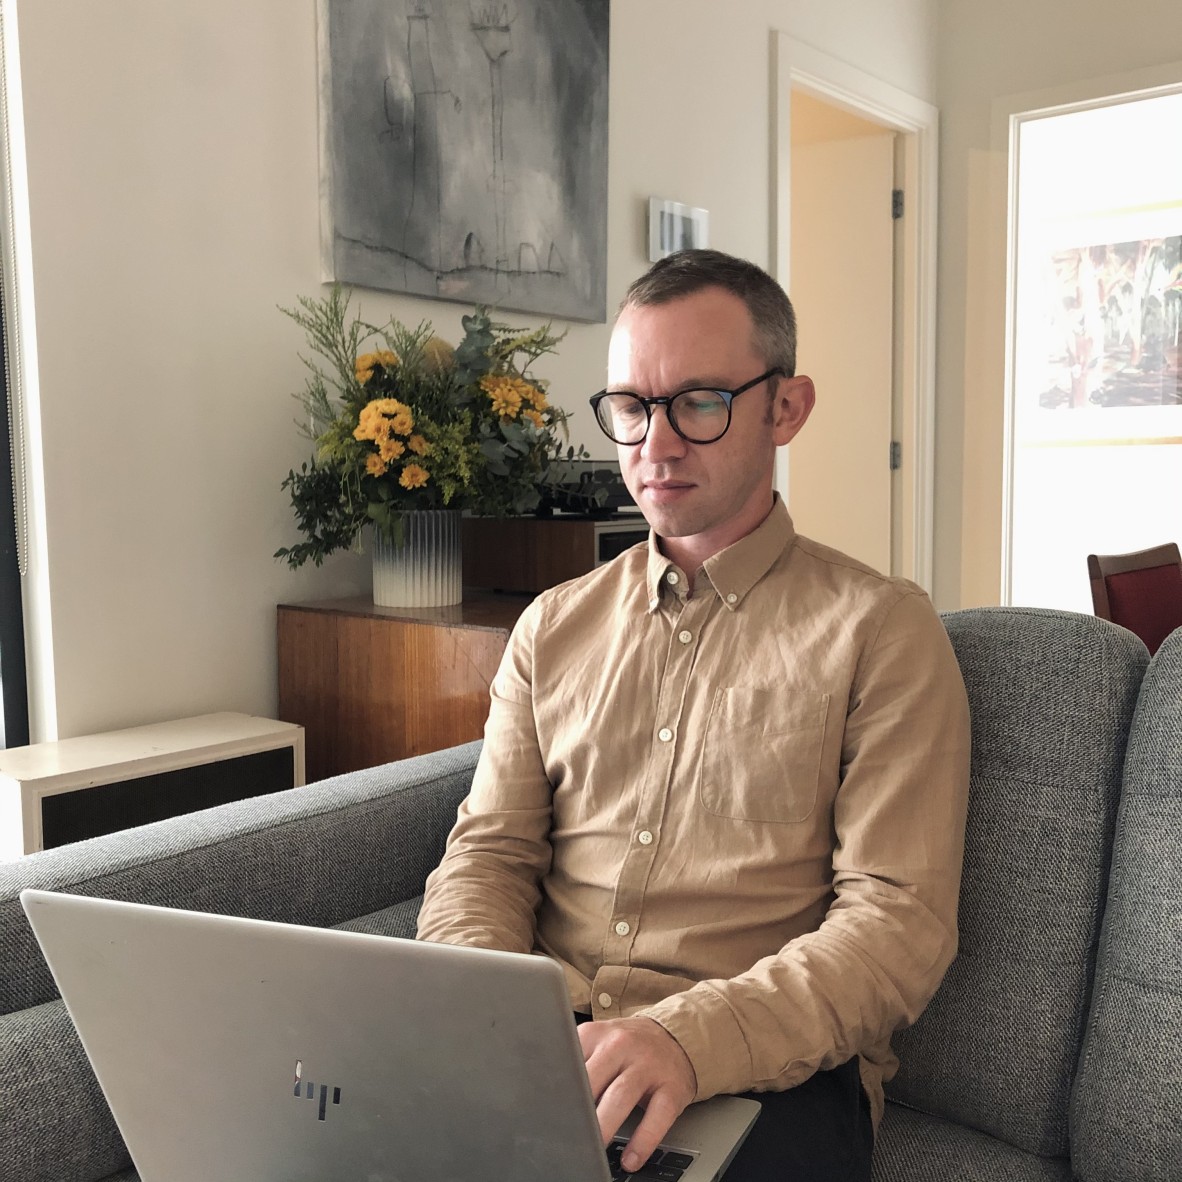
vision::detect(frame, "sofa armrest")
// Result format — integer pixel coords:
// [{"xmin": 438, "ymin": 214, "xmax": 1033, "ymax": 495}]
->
[{"xmin": 0, "ymin": 740, "xmax": 480, "ymax": 1016}]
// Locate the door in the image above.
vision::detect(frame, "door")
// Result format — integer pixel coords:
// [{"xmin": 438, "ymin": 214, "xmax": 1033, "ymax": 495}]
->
[{"xmin": 786, "ymin": 90, "xmax": 896, "ymax": 574}]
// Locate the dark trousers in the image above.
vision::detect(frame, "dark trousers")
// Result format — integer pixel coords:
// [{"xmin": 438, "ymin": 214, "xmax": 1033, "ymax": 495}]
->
[{"xmin": 723, "ymin": 1058, "xmax": 873, "ymax": 1182}]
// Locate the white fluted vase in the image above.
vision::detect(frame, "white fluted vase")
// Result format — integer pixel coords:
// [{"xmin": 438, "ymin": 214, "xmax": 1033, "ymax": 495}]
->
[{"xmin": 371, "ymin": 511, "xmax": 463, "ymax": 608}]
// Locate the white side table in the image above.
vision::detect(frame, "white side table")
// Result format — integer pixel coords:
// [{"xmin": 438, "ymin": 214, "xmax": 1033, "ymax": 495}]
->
[{"xmin": 0, "ymin": 712, "xmax": 305, "ymax": 859}]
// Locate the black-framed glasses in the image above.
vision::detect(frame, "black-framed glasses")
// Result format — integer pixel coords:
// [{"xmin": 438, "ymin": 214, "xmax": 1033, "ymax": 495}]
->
[{"xmin": 589, "ymin": 368, "xmax": 783, "ymax": 445}]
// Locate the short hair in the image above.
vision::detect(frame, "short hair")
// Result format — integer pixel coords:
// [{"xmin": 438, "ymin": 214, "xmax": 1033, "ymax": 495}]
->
[{"xmin": 619, "ymin": 249, "xmax": 797, "ymax": 377}]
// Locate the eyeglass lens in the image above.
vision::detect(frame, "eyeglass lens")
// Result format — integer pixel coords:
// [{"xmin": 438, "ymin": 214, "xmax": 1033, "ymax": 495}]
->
[{"xmin": 594, "ymin": 389, "xmax": 730, "ymax": 444}]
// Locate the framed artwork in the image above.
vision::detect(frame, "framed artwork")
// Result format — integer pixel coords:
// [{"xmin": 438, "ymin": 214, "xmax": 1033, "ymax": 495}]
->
[
  {"xmin": 319, "ymin": 1, "xmax": 610, "ymax": 323},
  {"xmin": 647, "ymin": 198, "xmax": 709, "ymax": 262},
  {"xmin": 1019, "ymin": 231, "xmax": 1182, "ymax": 445}
]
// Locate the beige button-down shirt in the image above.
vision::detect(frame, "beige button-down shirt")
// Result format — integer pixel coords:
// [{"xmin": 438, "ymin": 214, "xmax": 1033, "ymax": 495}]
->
[{"xmin": 417, "ymin": 498, "xmax": 970, "ymax": 1125}]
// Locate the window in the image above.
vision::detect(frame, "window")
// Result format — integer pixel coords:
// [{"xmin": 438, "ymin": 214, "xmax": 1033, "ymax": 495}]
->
[{"xmin": 1005, "ymin": 90, "xmax": 1182, "ymax": 610}]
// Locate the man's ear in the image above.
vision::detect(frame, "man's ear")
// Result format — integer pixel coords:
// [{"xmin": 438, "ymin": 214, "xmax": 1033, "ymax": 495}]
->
[{"xmin": 771, "ymin": 374, "xmax": 815, "ymax": 446}]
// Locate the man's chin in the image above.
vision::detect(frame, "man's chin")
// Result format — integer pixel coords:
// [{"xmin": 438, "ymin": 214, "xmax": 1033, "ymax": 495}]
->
[
  {"xmin": 641, "ymin": 483, "xmax": 697, "ymax": 512},
  {"xmin": 640, "ymin": 505, "xmax": 704, "ymax": 541}
]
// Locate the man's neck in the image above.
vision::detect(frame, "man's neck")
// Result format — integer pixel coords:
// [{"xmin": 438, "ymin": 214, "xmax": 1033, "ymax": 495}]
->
[{"xmin": 657, "ymin": 495, "xmax": 777, "ymax": 591}]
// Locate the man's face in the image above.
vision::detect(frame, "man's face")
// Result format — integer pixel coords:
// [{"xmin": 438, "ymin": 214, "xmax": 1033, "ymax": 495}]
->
[{"xmin": 607, "ymin": 286, "xmax": 812, "ymax": 562}]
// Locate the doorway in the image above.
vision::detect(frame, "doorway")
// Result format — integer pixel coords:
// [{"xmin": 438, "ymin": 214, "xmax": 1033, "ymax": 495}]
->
[
  {"xmin": 772, "ymin": 35, "xmax": 938, "ymax": 589},
  {"xmin": 788, "ymin": 91, "xmax": 896, "ymax": 574}
]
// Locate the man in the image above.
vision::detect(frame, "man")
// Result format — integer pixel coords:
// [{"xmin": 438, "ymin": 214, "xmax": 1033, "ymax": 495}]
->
[{"xmin": 417, "ymin": 249, "xmax": 970, "ymax": 1180}]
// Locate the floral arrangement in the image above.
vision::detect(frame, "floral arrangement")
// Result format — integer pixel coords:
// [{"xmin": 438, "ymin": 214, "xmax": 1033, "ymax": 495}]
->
[{"xmin": 275, "ymin": 285, "xmax": 583, "ymax": 568}]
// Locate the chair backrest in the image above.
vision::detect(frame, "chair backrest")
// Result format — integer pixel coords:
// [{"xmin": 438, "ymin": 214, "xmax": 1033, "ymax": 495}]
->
[
  {"xmin": 1070, "ymin": 627, "xmax": 1182, "ymax": 1181},
  {"xmin": 887, "ymin": 607, "xmax": 1148, "ymax": 1157},
  {"xmin": 1087, "ymin": 543, "xmax": 1182, "ymax": 655}
]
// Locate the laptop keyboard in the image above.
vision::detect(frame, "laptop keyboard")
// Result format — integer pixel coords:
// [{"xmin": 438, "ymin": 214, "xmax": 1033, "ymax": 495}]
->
[{"xmin": 606, "ymin": 1137, "xmax": 695, "ymax": 1180}]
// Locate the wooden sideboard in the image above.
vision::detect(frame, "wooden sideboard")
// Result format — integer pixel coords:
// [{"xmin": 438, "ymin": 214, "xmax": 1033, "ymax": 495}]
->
[{"xmin": 277, "ymin": 593, "xmax": 531, "ymax": 782}]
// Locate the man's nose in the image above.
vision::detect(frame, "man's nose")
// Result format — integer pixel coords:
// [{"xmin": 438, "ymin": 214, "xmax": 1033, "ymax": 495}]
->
[{"xmin": 641, "ymin": 404, "xmax": 686, "ymax": 461}]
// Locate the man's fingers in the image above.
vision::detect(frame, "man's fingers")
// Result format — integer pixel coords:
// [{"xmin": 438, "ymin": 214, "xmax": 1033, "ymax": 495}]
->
[
  {"xmin": 582, "ymin": 1034, "xmax": 651, "ymax": 1144},
  {"xmin": 619, "ymin": 1089, "xmax": 682, "ymax": 1173},
  {"xmin": 576, "ymin": 1015, "xmax": 697, "ymax": 1167},
  {"xmin": 593, "ymin": 1071, "xmax": 646, "ymax": 1148},
  {"xmin": 579, "ymin": 1025, "xmax": 624, "ymax": 1102}
]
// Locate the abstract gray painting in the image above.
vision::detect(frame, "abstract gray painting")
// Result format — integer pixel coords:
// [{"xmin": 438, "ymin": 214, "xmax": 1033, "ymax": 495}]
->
[{"xmin": 320, "ymin": 0, "xmax": 610, "ymax": 323}]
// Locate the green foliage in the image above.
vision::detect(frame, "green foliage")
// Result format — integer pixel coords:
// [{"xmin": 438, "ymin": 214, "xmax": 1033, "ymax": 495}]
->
[
  {"xmin": 274, "ymin": 286, "xmax": 587, "ymax": 568},
  {"xmin": 273, "ymin": 461, "xmax": 366, "ymax": 568}
]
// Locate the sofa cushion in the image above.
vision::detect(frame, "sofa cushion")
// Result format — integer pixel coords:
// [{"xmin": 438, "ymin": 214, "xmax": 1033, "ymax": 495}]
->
[
  {"xmin": 0, "ymin": 998, "xmax": 131, "ymax": 1182},
  {"xmin": 0, "ymin": 742, "xmax": 478, "ymax": 1016},
  {"xmin": 872, "ymin": 1103, "xmax": 1072, "ymax": 1181},
  {"xmin": 334, "ymin": 894, "xmax": 423, "ymax": 939},
  {"xmin": 1070, "ymin": 626, "xmax": 1182, "ymax": 1181},
  {"xmin": 887, "ymin": 609, "xmax": 1147, "ymax": 1157}
]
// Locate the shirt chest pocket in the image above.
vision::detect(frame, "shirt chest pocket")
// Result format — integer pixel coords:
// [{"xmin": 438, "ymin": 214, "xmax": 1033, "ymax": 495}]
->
[{"xmin": 697, "ymin": 688, "xmax": 830, "ymax": 824}]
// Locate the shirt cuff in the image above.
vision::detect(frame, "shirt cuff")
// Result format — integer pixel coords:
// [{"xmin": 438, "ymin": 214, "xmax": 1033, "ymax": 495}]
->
[{"xmin": 638, "ymin": 983, "xmax": 752, "ymax": 1101}]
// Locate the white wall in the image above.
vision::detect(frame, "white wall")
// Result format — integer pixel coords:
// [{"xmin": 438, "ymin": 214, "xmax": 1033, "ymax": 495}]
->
[
  {"xmin": 934, "ymin": 0, "xmax": 1182, "ymax": 608},
  {"xmin": 11, "ymin": 0, "xmax": 936, "ymax": 741}
]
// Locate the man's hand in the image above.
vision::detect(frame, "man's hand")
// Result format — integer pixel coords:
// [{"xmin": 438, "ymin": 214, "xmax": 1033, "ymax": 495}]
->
[{"xmin": 578, "ymin": 1016, "xmax": 698, "ymax": 1174}]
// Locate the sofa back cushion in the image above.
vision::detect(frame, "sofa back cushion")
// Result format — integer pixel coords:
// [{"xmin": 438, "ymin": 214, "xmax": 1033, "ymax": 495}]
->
[
  {"xmin": 0, "ymin": 744, "xmax": 478, "ymax": 1016},
  {"xmin": 1070, "ymin": 626, "xmax": 1182, "ymax": 1180},
  {"xmin": 887, "ymin": 608, "xmax": 1147, "ymax": 1156}
]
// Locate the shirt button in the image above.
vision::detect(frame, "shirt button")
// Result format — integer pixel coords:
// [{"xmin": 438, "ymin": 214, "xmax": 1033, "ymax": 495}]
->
[
  {"xmin": 666, "ymin": 571, "xmax": 679, "ymax": 584},
  {"xmin": 726, "ymin": 592, "xmax": 738, "ymax": 604},
  {"xmin": 678, "ymin": 629, "xmax": 692, "ymax": 644},
  {"xmin": 614, "ymin": 920, "xmax": 631, "ymax": 936},
  {"xmin": 598, "ymin": 993, "xmax": 613, "ymax": 1009},
  {"xmin": 637, "ymin": 830, "xmax": 654, "ymax": 845},
  {"xmin": 658, "ymin": 727, "xmax": 673, "ymax": 742}
]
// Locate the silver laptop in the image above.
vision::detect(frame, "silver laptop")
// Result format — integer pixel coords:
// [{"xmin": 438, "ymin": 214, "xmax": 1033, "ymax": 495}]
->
[{"xmin": 21, "ymin": 889, "xmax": 759, "ymax": 1182}]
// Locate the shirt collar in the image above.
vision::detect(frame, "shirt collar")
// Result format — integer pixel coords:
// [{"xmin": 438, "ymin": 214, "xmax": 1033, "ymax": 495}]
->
[{"xmin": 644, "ymin": 494, "xmax": 797, "ymax": 612}]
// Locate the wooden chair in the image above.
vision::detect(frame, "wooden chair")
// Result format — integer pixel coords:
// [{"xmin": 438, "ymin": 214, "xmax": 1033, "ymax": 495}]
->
[{"xmin": 1087, "ymin": 542, "xmax": 1182, "ymax": 654}]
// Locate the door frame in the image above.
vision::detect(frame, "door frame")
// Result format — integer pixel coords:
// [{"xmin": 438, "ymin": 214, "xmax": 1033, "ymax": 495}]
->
[{"xmin": 771, "ymin": 34, "xmax": 938, "ymax": 591}]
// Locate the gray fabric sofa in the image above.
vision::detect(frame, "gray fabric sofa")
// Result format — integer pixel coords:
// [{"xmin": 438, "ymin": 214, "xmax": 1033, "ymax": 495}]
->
[{"xmin": 2, "ymin": 607, "xmax": 1179, "ymax": 1182}]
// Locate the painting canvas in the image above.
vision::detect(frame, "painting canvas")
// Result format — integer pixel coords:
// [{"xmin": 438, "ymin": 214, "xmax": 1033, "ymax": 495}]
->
[
  {"xmin": 1037, "ymin": 235, "xmax": 1182, "ymax": 413},
  {"xmin": 1014, "ymin": 229, "xmax": 1182, "ymax": 446},
  {"xmin": 320, "ymin": 0, "xmax": 610, "ymax": 323}
]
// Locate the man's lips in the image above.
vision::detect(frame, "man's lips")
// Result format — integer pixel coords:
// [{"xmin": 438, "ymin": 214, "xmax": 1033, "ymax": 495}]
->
[{"xmin": 641, "ymin": 480, "xmax": 695, "ymax": 502}]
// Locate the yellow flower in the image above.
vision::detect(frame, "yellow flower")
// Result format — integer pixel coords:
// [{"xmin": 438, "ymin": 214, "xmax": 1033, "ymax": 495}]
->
[
  {"xmin": 399, "ymin": 463, "xmax": 430, "ymax": 490},
  {"xmin": 407, "ymin": 433, "xmax": 431, "ymax": 456},
  {"xmin": 373, "ymin": 397, "xmax": 410, "ymax": 418},
  {"xmin": 365, "ymin": 454, "xmax": 387, "ymax": 477},
  {"xmin": 354, "ymin": 407, "xmax": 383, "ymax": 442},
  {"xmin": 354, "ymin": 399, "xmax": 412, "ymax": 441},
  {"xmin": 376, "ymin": 397, "xmax": 415, "ymax": 435},
  {"xmin": 378, "ymin": 437, "xmax": 405, "ymax": 462},
  {"xmin": 354, "ymin": 349, "xmax": 400, "ymax": 384},
  {"xmin": 522, "ymin": 408, "xmax": 545, "ymax": 430},
  {"xmin": 480, "ymin": 373, "xmax": 531, "ymax": 419}
]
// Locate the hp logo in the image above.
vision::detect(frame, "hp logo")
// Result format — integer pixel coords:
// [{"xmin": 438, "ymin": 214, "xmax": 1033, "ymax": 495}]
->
[{"xmin": 292, "ymin": 1060, "xmax": 342, "ymax": 1121}]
